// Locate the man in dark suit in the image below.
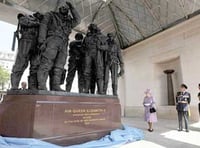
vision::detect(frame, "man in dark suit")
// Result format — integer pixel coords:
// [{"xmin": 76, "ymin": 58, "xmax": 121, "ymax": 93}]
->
[
  {"xmin": 176, "ymin": 84, "xmax": 191, "ymax": 132},
  {"xmin": 198, "ymin": 83, "xmax": 200, "ymax": 118}
]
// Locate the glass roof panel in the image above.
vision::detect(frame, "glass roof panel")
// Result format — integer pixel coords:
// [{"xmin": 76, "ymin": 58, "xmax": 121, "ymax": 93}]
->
[{"xmin": 4, "ymin": 0, "xmax": 200, "ymax": 49}]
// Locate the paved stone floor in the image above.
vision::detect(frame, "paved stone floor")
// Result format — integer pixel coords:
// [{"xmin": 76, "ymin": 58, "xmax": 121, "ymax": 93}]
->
[{"xmin": 121, "ymin": 117, "xmax": 200, "ymax": 148}]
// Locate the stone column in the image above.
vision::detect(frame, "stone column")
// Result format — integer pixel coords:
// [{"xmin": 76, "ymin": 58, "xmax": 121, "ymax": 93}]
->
[{"xmin": 163, "ymin": 69, "xmax": 175, "ymax": 105}]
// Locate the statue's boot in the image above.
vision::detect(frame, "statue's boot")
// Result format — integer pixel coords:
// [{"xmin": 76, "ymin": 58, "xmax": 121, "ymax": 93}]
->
[
  {"xmin": 11, "ymin": 72, "xmax": 22, "ymax": 90},
  {"xmin": 51, "ymin": 68, "xmax": 64, "ymax": 91},
  {"xmin": 37, "ymin": 70, "xmax": 48, "ymax": 90},
  {"xmin": 65, "ymin": 81, "xmax": 72, "ymax": 92},
  {"xmin": 103, "ymin": 82, "xmax": 108, "ymax": 95},
  {"xmin": 28, "ymin": 74, "xmax": 38, "ymax": 90},
  {"xmin": 78, "ymin": 78, "xmax": 85, "ymax": 93},
  {"xmin": 78, "ymin": 85, "xmax": 84, "ymax": 93},
  {"xmin": 97, "ymin": 79, "xmax": 104, "ymax": 95},
  {"xmin": 84, "ymin": 78, "xmax": 90, "ymax": 93},
  {"xmin": 79, "ymin": 88, "xmax": 83, "ymax": 93},
  {"xmin": 112, "ymin": 84, "xmax": 118, "ymax": 96},
  {"xmin": 90, "ymin": 79, "xmax": 96, "ymax": 94}
]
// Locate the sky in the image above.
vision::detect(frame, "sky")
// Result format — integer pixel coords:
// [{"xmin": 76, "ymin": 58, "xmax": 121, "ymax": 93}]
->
[{"xmin": 0, "ymin": 21, "xmax": 17, "ymax": 53}]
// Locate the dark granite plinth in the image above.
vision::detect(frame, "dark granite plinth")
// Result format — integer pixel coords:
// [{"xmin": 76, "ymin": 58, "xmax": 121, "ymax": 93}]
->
[{"xmin": 0, "ymin": 90, "xmax": 122, "ymax": 146}]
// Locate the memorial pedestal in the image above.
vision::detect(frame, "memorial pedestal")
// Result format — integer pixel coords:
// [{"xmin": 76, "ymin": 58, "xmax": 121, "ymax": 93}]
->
[{"xmin": 0, "ymin": 90, "xmax": 122, "ymax": 146}]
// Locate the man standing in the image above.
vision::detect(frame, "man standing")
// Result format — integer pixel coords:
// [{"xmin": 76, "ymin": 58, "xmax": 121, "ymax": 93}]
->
[
  {"xmin": 11, "ymin": 13, "xmax": 41, "ymax": 90},
  {"xmin": 65, "ymin": 33, "xmax": 84, "ymax": 93},
  {"xmin": 37, "ymin": 2, "xmax": 81, "ymax": 91},
  {"xmin": 20, "ymin": 81, "xmax": 27, "ymax": 90},
  {"xmin": 198, "ymin": 83, "xmax": 200, "ymax": 118},
  {"xmin": 103, "ymin": 33, "xmax": 124, "ymax": 96},
  {"xmin": 176, "ymin": 84, "xmax": 191, "ymax": 132},
  {"xmin": 82, "ymin": 24, "xmax": 108, "ymax": 94}
]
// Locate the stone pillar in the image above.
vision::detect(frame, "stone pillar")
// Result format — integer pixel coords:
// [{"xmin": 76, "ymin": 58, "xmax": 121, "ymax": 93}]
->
[{"xmin": 164, "ymin": 69, "xmax": 175, "ymax": 105}]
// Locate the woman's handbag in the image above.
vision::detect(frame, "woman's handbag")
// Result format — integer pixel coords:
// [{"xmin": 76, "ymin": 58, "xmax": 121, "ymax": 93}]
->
[{"xmin": 150, "ymin": 107, "xmax": 156, "ymax": 113}]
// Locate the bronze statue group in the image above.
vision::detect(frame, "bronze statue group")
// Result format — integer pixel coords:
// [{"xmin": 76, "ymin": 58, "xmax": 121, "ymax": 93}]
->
[{"xmin": 10, "ymin": 2, "xmax": 124, "ymax": 96}]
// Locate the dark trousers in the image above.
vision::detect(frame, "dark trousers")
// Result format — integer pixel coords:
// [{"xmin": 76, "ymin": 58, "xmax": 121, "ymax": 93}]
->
[
  {"xmin": 199, "ymin": 103, "xmax": 200, "ymax": 116},
  {"xmin": 11, "ymin": 38, "xmax": 37, "ymax": 89},
  {"xmin": 103, "ymin": 63, "xmax": 118, "ymax": 95},
  {"xmin": 65, "ymin": 58, "xmax": 84, "ymax": 93},
  {"xmin": 178, "ymin": 111, "xmax": 188, "ymax": 130},
  {"xmin": 37, "ymin": 36, "xmax": 67, "ymax": 90},
  {"xmin": 84, "ymin": 53, "xmax": 104, "ymax": 94}
]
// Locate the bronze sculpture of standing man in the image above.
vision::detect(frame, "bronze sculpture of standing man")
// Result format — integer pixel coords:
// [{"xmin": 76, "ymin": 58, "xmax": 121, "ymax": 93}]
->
[
  {"xmin": 103, "ymin": 33, "xmax": 124, "ymax": 96},
  {"xmin": 37, "ymin": 1, "xmax": 81, "ymax": 91},
  {"xmin": 82, "ymin": 24, "xmax": 108, "ymax": 94},
  {"xmin": 65, "ymin": 33, "xmax": 85, "ymax": 93},
  {"xmin": 11, "ymin": 13, "xmax": 41, "ymax": 90}
]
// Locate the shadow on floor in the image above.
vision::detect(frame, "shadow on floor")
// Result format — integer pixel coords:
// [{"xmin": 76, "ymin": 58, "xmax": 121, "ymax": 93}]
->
[{"xmin": 122, "ymin": 117, "xmax": 200, "ymax": 148}]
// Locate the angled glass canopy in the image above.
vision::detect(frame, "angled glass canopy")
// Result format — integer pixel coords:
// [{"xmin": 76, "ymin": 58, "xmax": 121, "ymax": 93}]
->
[{"xmin": 2, "ymin": 0, "xmax": 200, "ymax": 49}]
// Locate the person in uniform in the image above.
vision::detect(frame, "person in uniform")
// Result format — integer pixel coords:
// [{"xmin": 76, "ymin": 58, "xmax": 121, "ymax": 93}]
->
[
  {"xmin": 103, "ymin": 33, "xmax": 124, "ymax": 96},
  {"xmin": 176, "ymin": 84, "xmax": 191, "ymax": 132},
  {"xmin": 198, "ymin": 83, "xmax": 200, "ymax": 118},
  {"xmin": 65, "ymin": 33, "xmax": 84, "ymax": 93},
  {"xmin": 11, "ymin": 12, "xmax": 41, "ymax": 90},
  {"xmin": 37, "ymin": 2, "xmax": 81, "ymax": 91}
]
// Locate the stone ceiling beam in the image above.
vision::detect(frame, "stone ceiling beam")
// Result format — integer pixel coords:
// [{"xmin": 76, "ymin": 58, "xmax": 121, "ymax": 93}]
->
[
  {"xmin": 34, "ymin": 0, "xmax": 48, "ymax": 11},
  {"xmin": 108, "ymin": 3, "xmax": 129, "ymax": 48},
  {"xmin": 178, "ymin": 0, "xmax": 188, "ymax": 19},
  {"xmin": 73, "ymin": 28, "xmax": 86, "ymax": 35},
  {"xmin": 143, "ymin": 0, "xmax": 163, "ymax": 30},
  {"xmin": 111, "ymin": 1, "xmax": 145, "ymax": 39},
  {"xmin": 18, "ymin": 0, "xmax": 27, "ymax": 6},
  {"xmin": 92, "ymin": 1, "xmax": 105, "ymax": 22}
]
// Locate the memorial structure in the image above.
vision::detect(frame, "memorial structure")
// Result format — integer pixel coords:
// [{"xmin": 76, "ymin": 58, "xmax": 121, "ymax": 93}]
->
[
  {"xmin": 0, "ymin": 90, "xmax": 121, "ymax": 146},
  {"xmin": 0, "ymin": 1, "xmax": 123, "ymax": 146}
]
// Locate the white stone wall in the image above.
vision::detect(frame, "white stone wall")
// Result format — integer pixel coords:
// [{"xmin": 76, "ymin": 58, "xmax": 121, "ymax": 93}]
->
[{"xmin": 120, "ymin": 15, "xmax": 200, "ymax": 121}]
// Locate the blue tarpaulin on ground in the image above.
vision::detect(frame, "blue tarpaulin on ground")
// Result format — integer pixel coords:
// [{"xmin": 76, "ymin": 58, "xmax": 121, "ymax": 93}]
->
[{"xmin": 0, "ymin": 126, "xmax": 144, "ymax": 148}]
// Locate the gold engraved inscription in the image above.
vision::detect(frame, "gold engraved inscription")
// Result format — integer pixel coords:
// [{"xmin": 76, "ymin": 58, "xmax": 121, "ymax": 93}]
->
[{"xmin": 64, "ymin": 108, "xmax": 106, "ymax": 125}]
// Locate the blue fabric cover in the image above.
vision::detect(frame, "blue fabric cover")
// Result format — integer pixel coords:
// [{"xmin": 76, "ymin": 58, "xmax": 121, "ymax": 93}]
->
[{"xmin": 0, "ymin": 125, "xmax": 144, "ymax": 148}]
